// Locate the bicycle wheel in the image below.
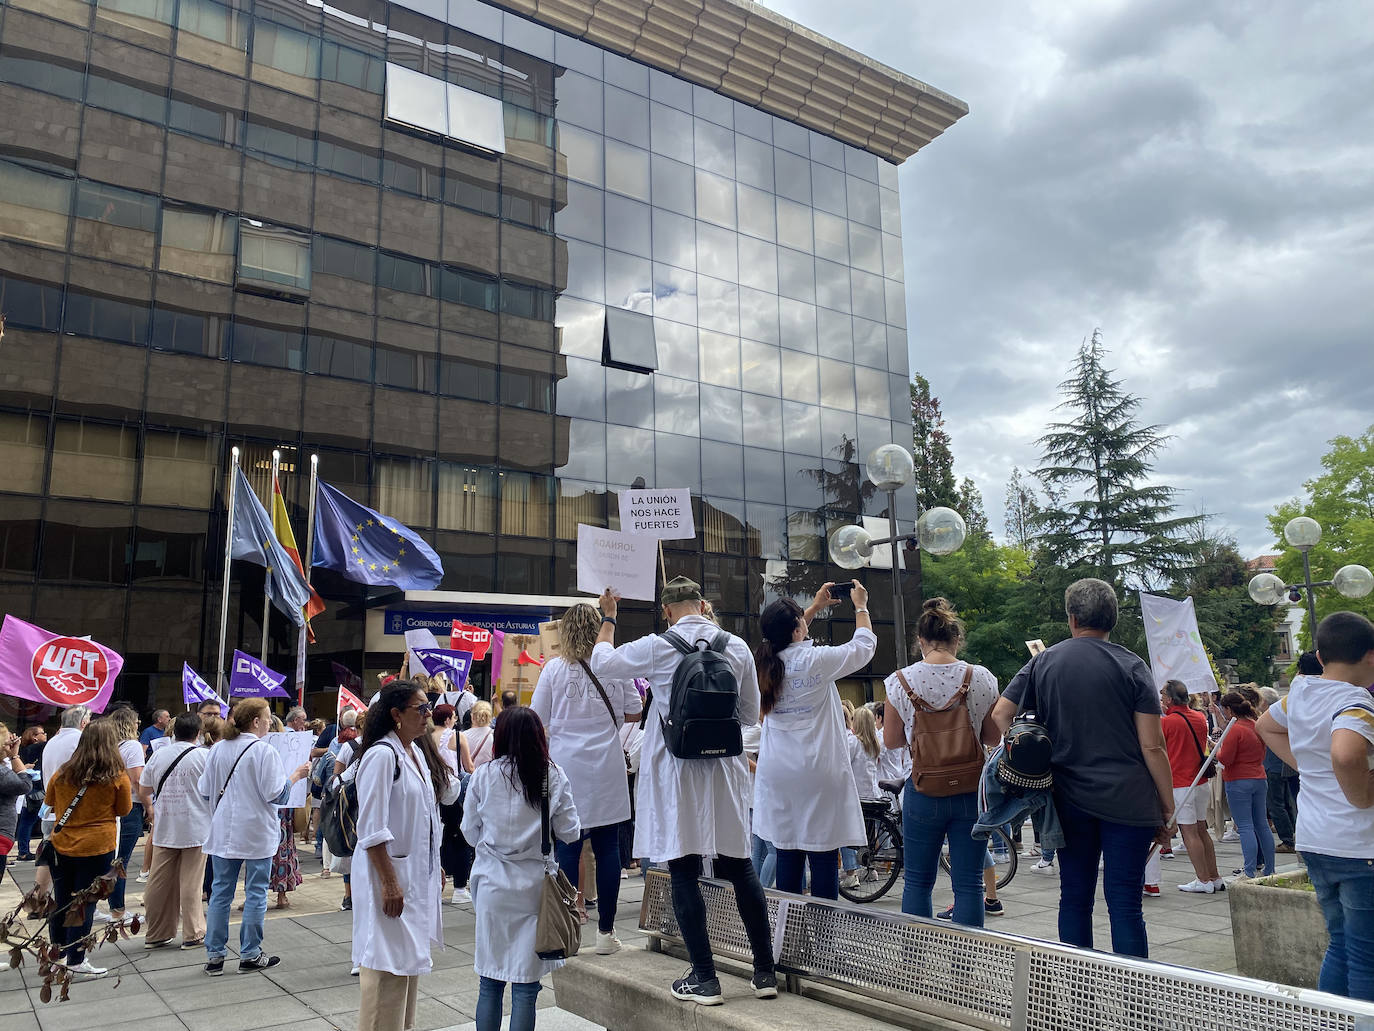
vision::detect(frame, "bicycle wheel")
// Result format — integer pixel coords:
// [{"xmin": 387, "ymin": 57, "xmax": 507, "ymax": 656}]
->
[
  {"xmin": 838, "ymin": 811, "xmax": 903, "ymax": 903},
  {"xmin": 938, "ymin": 827, "xmax": 1019, "ymax": 889}
]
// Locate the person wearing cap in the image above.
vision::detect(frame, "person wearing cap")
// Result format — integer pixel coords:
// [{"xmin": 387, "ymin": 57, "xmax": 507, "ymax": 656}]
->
[{"xmin": 590, "ymin": 577, "xmax": 777, "ymax": 1008}]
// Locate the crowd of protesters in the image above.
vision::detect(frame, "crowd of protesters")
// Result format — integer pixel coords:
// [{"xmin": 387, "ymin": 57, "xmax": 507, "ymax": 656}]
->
[{"xmin": 3, "ymin": 580, "xmax": 1373, "ymax": 1025}]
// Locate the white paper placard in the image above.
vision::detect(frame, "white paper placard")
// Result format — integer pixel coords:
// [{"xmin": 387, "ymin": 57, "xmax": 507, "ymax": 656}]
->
[
  {"xmin": 268, "ymin": 730, "xmax": 316, "ymax": 808},
  {"xmin": 404, "ymin": 628, "xmax": 442, "ymax": 673},
  {"xmin": 150, "ymin": 735, "xmax": 171, "ymax": 753},
  {"xmin": 618, "ymin": 488, "xmax": 695, "ymax": 540},
  {"xmin": 576, "ymin": 524, "xmax": 658, "ymax": 601}
]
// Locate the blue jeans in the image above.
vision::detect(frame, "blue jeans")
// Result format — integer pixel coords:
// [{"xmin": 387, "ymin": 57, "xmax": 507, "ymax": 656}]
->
[
  {"xmin": 1056, "ymin": 797, "xmax": 1155, "ymax": 957},
  {"xmin": 15, "ymin": 803, "xmax": 39, "ymax": 856},
  {"xmin": 555, "ymin": 822, "xmax": 621, "ymax": 934},
  {"xmin": 476, "ymin": 976, "xmax": 540, "ymax": 1031},
  {"xmin": 901, "ymin": 782, "xmax": 983, "ymax": 926},
  {"xmin": 776, "ymin": 848, "xmax": 839, "ymax": 900},
  {"xmin": 108, "ymin": 801, "xmax": 144, "ymax": 912},
  {"xmin": 1303, "ymin": 851, "xmax": 1374, "ymax": 1001},
  {"xmin": 205, "ymin": 855, "xmax": 270, "ymax": 962},
  {"xmin": 1224, "ymin": 778, "xmax": 1275, "ymax": 877},
  {"xmin": 750, "ymin": 830, "xmax": 777, "ymax": 888}
]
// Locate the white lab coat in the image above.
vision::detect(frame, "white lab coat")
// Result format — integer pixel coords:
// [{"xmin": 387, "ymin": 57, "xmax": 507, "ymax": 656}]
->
[
  {"xmin": 589, "ymin": 615, "xmax": 759, "ymax": 863},
  {"xmin": 461, "ymin": 759, "xmax": 580, "ymax": 983},
  {"xmin": 351, "ymin": 733, "xmax": 460, "ymax": 976},
  {"xmin": 753, "ymin": 628, "xmax": 875, "ymax": 851},
  {"xmin": 877, "ymin": 744, "xmax": 911, "ymax": 784},
  {"xmin": 530, "ymin": 657, "xmax": 643, "ymax": 829},
  {"xmin": 197, "ymin": 735, "xmax": 290, "ymax": 859},
  {"xmin": 847, "ymin": 734, "xmax": 881, "ymax": 800}
]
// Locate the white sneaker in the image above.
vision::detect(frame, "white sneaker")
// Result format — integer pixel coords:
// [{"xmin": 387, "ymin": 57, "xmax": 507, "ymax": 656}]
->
[
  {"xmin": 70, "ymin": 959, "xmax": 107, "ymax": 977},
  {"xmin": 91, "ymin": 908, "xmax": 113, "ymax": 925},
  {"xmin": 1178, "ymin": 878, "xmax": 1215, "ymax": 894},
  {"xmin": 595, "ymin": 931, "xmax": 622, "ymax": 955},
  {"xmin": 450, "ymin": 888, "xmax": 471, "ymax": 905},
  {"xmin": 136, "ymin": 870, "xmax": 150, "ymax": 883},
  {"xmin": 839, "ymin": 872, "xmax": 859, "ymax": 889},
  {"xmin": 1033, "ymin": 858, "xmax": 1055, "ymax": 871},
  {"xmin": 350, "ymin": 965, "xmax": 360, "ymax": 976},
  {"xmin": 1213, "ymin": 878, "xmax": 1228, "ymax": 892},
  {"xmin": 0, "ymin": 960, "xmax": 10, "ymax": 972},
  {"xmin": 1222, "ymin": 829, "xmax": 1240, "ymax": 842}
]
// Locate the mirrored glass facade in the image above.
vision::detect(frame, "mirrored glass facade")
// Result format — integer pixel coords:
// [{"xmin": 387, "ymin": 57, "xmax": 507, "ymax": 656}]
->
[{"xmin": 0, "ymin": 0, "xmax": 926, "ymax": 711}]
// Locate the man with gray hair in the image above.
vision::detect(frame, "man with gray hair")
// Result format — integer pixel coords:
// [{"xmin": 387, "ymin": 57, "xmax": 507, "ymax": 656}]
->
[
  {"xmin": 992, "ymin": 578, "xmax": 1175, "ymax": 959},
  {"xmin": 284, "ymin": 707, "xmax": 308, "ymax": 732}
]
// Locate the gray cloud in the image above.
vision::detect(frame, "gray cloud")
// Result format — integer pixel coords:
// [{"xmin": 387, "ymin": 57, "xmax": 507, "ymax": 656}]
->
[{"xmin": 769, "ymin": 0, "xmax": 1374, "ymax": 556}]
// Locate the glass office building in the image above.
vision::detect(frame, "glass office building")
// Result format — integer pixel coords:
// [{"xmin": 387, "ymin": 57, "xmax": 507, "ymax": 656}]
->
[{"xmin": 0, "ymin": 0, "xmax": 965, "ymax": 712}]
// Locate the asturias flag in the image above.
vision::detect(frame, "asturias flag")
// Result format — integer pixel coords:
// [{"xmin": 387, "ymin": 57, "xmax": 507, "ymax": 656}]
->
[
  {"xmin": 230, "ymin": 467, "xmax": 312, "ymax": 626},
  {"xmin": 270, "ymin": 474, "xmax": 326, "ymax": 636},
  {"xmin": 312, "ymin": 480, "xmax": 443, "ymax": 590}
]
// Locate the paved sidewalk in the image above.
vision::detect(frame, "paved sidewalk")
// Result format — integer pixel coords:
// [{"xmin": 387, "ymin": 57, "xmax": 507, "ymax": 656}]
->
[{"xmin": 1, "ymin": 833, "xmax": 1264, "ymax": 1029}]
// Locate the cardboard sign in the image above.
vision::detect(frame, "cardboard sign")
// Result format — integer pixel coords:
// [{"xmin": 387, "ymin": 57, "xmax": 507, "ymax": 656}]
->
[
  {"xmin": 618, "ymin": 488, "xmax": 694, "ymax": 540},
  {"xmin": 1025, "ymin": 639, "xmax": 1046, "ymax": 657},
  {"xmin": 538, "ymin": 620, "xmax": 561, "ymax": 661},
  {"xmin": 496, "ymin": 631, "xmax": 543, "ymax": 704},
  {"xmin": 576, "ymin": 524, "xmax": 657, "ymax": 601}
]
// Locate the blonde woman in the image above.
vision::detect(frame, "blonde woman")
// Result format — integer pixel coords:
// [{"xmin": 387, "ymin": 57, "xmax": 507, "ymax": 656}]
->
[
  {"xmin": 530, "ymin": 604, "xmax": 643, "ymax": 953},
  {"xmin": 107, "ymin": 708, "xmax": 145, "ymax": 920},
  {"xmin": 43, "ymin": 719, "xmax": 132, "ymax": 976},
  {"xmin": 840, "ymin": 707, "xmax": 883, "ymax": 889},
  {"xmin": 462, "ymin": 702, "xmax": 496, "ymax": 768}
]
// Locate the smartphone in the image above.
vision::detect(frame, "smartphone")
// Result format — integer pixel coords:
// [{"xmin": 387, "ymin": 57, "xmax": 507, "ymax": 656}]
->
[{"xmin": 829, "ymin": 581, "xmax": 854, "ymax": 600}]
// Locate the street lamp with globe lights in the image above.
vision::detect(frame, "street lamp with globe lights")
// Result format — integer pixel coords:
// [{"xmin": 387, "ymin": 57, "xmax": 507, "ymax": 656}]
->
[
  {"xmin": 1247, "ymin": 516, "xmax": 1374, "ymax": 643},
  {"xmin": 827, "ymin": 444, "xmax": 967, "ymax": 667}
]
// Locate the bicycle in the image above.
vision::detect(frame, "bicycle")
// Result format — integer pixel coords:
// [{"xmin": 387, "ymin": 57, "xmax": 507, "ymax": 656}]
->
[{"xmin": 940, "ymin": 824, "xmax": 1019, "ymax": 890}]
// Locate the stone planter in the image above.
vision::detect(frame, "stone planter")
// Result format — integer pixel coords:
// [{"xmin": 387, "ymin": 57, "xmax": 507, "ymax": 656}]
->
[{"xmin": 1228, "ymin": 871, "xmax": 1327, "ymax": 988}]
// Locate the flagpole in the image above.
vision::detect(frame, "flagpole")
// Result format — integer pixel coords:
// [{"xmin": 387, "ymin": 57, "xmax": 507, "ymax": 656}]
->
[
  {"xmin": 298, "ymin": 453, "xmax": 319, "ymax": 708},
  {"xmin": 260, "ymin": 449, "xmax": 279, "ymax": 666},
  {"xmin": 216, "ymin": 447, "xmax": 240, "ymax": 698}
]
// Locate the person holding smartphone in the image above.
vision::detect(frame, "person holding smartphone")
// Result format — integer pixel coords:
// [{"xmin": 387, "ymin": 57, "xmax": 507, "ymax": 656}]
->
[{"xmin": 751, "ymin": 581, "xmax": 875, "ymax": 899}]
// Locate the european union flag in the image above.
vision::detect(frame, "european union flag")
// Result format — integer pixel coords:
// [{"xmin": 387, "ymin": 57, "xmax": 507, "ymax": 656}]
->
[
  {"xmin": 230, "ymin": 467, "xmax": 311, "ymax": 626},
  {"xmin": 312, "ymin": 480, "xmax": 444, "ymax": 590}
]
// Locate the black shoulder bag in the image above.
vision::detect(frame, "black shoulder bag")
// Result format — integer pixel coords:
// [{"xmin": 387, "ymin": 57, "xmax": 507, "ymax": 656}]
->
[
  {"xmin": 1176, "ymin": 713, "xmax": 1215, "ymax": 781},
  {"xmin": 996, "ymin": 657, "xmax": 1055, "ymax": 793},
  {"xmin": 153, "ymin": 744, "xmax": 197, "ymax": 803},
  {"xmin": 34, "ymin": 784, "xmax": 89, "ymax": 869},
  {"xmin": 214, "ymin": 739, "xmax": 258, "ymax": 810}
]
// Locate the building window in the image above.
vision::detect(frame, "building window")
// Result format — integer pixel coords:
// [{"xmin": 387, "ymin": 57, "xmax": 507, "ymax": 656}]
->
[
  {"xmin": 252, "ymin": 18, "xmax": 321, "ymax": 84},
  {"xmin": 313, "ymin": 236, "xmax": 374, "ymax": 284},
  {"xmin": 76, "ymin": 181, "xmax": 159, "ymax": 233},
  {"xmin": 169, "ymin": 96, "xmax": 239, "ymax": 145},
  {"xmin": 0, "ymin": 47, "xmax": 84, "ymax": 100},
  {"xmin": 317, "ymin": 138, "xmax": 381, "ymax": 183},
  {"xmin": 0, "ymin": 273, "xmax": 62, "ymax": 331},
  {"xmin": 177, "ymin": 0, "xmax": 249, "ymax": 51},
  {"xmin": 151, "ymin": 305, "xmax": 227, "ymax": 357},
  {"xmin": 244, "ymin": 117, "xmax": 315, "ymax": 169},
  {"xmin": 86, "ymin": 73, "xmax": 167, "ymax": 123},
  {"xmin": 437, "ymin": 463, "xmax": 496, "ymax": 532},
  {"xmin": 0, "ymin": 161, "xmax": 72, "ymax": 250},
  {"xmin": 375, "ymin": 456, "xmax": 433, "ymax": 529},
  {"xmin": 499, "ymin": 470, "xmax": 551, "ymax": 538},
  {"xmin": 0, "ymin": 412, "xmax": 48, "ymax": 494},
  {"xmin": 384, "ymin": 63, "xmax": 506, "ymax": 154},
  {"xmin": 141, "ymin": 429, "xmax": 218, "ymax": 507},
  {"xmin": 228, "ymin": 319, "xmax": 304, "ymax": 370},
  {"xmin": 39, "ymin": 508, "xmax": 133, "ymax": 584},
  {"xmin": 305, "ymin": 333, "xmax": 372, "ymax": 381},
  {"xmin": 64, "ymin": 290, "xmax": 151, "ymax": 346},
  {"xmin": 377, "ymin": 252, "xmax": 431, "ymax": 297},
  {"xmin": 602, "ymin": 306, "xmax": 658, "ymax": 373},
  {"xmin": 49, "ymin": 421, "xmax": 138, "ymax": 502},
  {"xmin": 237, "ymin": 221, "xmax": 311, "ymax": 295},
  {"xmin": 501, "ymin": 280, "xmax": 553, "ymax": 322},
  {"xmin": 322, "ymin": 39, "xmax": 384, "ymax": 94},
  {"xmin": 160, "ymin": 206, "xmax": 237, "ymax": 282},
  {"xmin": 438, "ymin": 266, "xmax": 497, "ymax": 312},
  {"xmin": 375, "ymin": 345, "xmax": 433, "ymax": 392}
]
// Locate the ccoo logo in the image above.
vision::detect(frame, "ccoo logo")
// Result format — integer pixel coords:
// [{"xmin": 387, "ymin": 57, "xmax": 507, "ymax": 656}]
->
[{"xmin": 31, "ymin": 637, "xmax": 109, "ymax": 706}]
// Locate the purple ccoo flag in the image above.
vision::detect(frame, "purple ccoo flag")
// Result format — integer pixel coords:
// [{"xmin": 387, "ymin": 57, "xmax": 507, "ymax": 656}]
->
[
  {"xmin": 182, "ymin": 662, "xmax": 229, "ymax": 716},
  {"xmin": 412, "ymin": 647, "xmax": 473, "ymax": 689},
  {"xmin": 229, "ymin": 649, "xmax": 291, "ymax": 699}
]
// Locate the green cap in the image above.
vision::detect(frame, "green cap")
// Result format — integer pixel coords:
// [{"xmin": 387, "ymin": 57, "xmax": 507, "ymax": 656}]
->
[{"xmin": 662, "ymin": 575, "xmax": 703, "ymax": 605}]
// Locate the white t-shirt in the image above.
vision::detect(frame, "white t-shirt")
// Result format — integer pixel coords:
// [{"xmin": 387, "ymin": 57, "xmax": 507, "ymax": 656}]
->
[
  {"xmin": 140, "ymin": 742, "xmax": 211, "ymax": 849},
  {"xmin": 336, "ymin": 741, "xmax": 356, "ymax": 770},
  {"xmin": 884, "ymin": 660, "xmax": 999, "ymax": 744},
  {"xmin": 1269, "ymin": 674, "xmax": 1374, "ymax": 858},
  {"xmin": 119, "ymin": 739, "xmax": 144, "ymax": 775},
  {"xmin": 42, "ymin": 728, "xmax": 82, "ymax": 790},
  {"xmin": 463, "ymin": 726, "xmax": 496, "ymax": 767}
]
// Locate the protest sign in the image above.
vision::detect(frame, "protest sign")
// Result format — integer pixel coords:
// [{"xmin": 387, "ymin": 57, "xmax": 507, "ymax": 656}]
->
[
  {"xmin": 150, "ymin": 736, "xmax": 171, "ymax": 753},
  {"xmin": 450, "ymin": 620, "xmax": 494, "ymax": 661},
  {"xmin": 0, "ymin": 615, "xmax": 123, "ymax": 713},
  {"xmin": 576, "ymin": 524, "xmax": 657, "ymax": 601},
  {"xmin": 1140, "ymin": 593, "xmax": 1219, "ymax": 695},
  {"xmin": 618, "ymin": 488, "xmax": 695, "ymax": 540},
  {"xmin": 497, "ymin": 632, "xmax": 543, "ymax": 704},
  {"xmin": 404, "ymin": 628, "xmax": 441, "ymax": 672},
  {"xmin": 229, "ymin": 650, "xmax": 290, "ymax": 699},
  {"xmin": 538, "ymin": 620, "xmax": 561, "ymax": 661},
  {"xmin": 268, "ymin": 730, "xmax": 315, "ymax": 807},
  {"xmin": 413, "ymin": 647, "xmax": 474, "ymax": 688}
]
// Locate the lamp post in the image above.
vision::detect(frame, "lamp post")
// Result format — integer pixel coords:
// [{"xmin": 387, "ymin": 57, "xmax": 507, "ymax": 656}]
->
[
  {"xmin": 828, "ymin": 444, "xmax": 967, "ymax": 667},
  {"xmin": 1247, "ymin": 516, "xmax": 1374, "ymax": 643}
]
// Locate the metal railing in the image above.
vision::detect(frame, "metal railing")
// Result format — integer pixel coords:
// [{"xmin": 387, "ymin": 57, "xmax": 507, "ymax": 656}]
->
[{"xmin": 638, "ymin": 869, "xmax": 1374, "ymax": 1031}]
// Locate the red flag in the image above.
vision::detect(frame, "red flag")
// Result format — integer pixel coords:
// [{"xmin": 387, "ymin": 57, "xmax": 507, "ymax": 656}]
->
[
  {"xmin": 338, "ymin": 683, "xmax": 365, "ymax": 716},
  {"xmin": 450, "ymin": 620, "xmax": 493, "ymax": 661}
]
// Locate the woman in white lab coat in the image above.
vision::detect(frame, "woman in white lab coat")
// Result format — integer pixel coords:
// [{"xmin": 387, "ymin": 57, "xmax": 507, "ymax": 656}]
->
[
  {"xmin": 461, "ymin": 706, "xmax": 579, "ymax": 1031},
  {"xmin": 530, "ymin": 603, "xmax": 641, "ymax": 954},
  {"xmin": 752, "ymin": 581, "xmax": 875, "ymax": 900},
  {"xmin": 352, "ymin": 682, "xmax": 460, "ymax": 1031}
]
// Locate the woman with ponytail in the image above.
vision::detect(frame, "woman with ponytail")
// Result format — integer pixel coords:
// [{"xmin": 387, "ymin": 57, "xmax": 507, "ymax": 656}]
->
[{"xmin": 751, "ymin": 580, "xmax": 875, "ymax": 900}]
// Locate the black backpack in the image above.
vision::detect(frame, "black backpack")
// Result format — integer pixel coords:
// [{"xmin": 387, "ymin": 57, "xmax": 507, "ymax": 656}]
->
[
  {"xmin": 320, "ymin": 747, "xmax": 399, "ymax": 858},
  {"xmin": 661, "ymin": 629, "xmax": 742, "ymax": 760}
]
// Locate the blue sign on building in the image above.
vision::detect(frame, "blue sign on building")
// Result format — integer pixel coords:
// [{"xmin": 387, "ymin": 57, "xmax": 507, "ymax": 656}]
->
[{"xmin": 384, "ymin": 610, "xmax": 549, "ymax": 637}]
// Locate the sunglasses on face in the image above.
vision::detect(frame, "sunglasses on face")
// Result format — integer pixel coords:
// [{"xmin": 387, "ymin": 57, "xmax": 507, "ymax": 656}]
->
[{"xmin": 407, "ymin": 702, "xmax": 434, "ymax": 716}]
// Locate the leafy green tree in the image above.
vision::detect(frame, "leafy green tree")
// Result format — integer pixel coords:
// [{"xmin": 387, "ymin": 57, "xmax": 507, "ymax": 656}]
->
[
  {"xmin": 1033, "ymin": 330, "xmax": 1203, "ymax": 586},
  {"xmin": 1003, "ymin": 466, "xmax": 1041, "ymax": 551},
  {"xmin": 956, "ymin": 477, "xmax": 990, "ymax": 541},
  {"xmin": 1267, "ymin": 426, "xmax": 1374, "ymax": 649},
  {"xmin": 910, "ymin": 375, "xmax": 959, "ymax": 511}
]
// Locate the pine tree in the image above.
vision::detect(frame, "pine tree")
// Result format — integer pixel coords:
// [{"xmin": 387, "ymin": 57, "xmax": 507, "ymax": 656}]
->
[
  {"xmin": 956, "ymin": 477, "xmax": 990, "ymax": 540},
  {"xmin": 1033, "ymin": 330, "xmax": 1203, "ymax": 586},
  {"xmin": 910, "ymin": 375, "xmax": 959, "ymax": 511},
  {"xmin": 1003, "ymin": 466, "xmax": 1041, "ymax": 551}
]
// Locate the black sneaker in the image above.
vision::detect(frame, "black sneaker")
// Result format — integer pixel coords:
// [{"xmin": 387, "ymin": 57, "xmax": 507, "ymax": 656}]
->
[
  {"xmin": 237, "ymin": 954, "xmax": 281, "ymax": 973},
  {"xmin": 205, "ymin": 959, "xmax": 224, "ymax": 977},
  {"xmin": 985, "ymin": 898, "xmax": 1005, "ymax": 917},
  {"xmin": 670, "ymin": 970, "xmax": 723, "ymax": 1006},
  {"xmin": 936, "ymin": 904, "xmax": 954, "ymax": 921},
  {"xmin": 751, "ymin": 971, "xmax": 778, "ymax": 999},
  {"xmin": 340, "ymin": 896, "xmax": 352, "ymax": 911}
]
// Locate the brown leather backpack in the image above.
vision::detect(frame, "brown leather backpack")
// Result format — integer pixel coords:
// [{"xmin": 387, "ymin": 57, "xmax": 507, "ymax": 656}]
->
[{"xmin": 896, "ymin": 665, "xmax": 985, "ymax": 797}]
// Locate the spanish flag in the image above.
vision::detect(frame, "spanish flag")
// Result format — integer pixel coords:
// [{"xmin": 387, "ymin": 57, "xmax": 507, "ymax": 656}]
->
[{"xmin": 272, "ymin": 475, "xmax": 326, "ymax": 638}]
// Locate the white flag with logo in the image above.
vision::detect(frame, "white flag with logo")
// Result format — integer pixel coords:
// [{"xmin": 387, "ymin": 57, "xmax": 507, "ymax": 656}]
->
[{"xmin": 1139, "ymin": 593, "xmax": 1218, "ymax": 695}]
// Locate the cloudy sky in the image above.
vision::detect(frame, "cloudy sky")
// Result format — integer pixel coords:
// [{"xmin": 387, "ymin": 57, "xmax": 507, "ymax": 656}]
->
[{"xmin": 767, "ymin": 0, "xmax": 1374, "ymax": 557}]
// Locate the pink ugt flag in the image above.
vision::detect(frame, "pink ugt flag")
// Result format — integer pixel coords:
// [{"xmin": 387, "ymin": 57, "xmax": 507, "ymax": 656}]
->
[{"xmin": 0, "ymin": 614, "xmax": 124, "ymax": 713}]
